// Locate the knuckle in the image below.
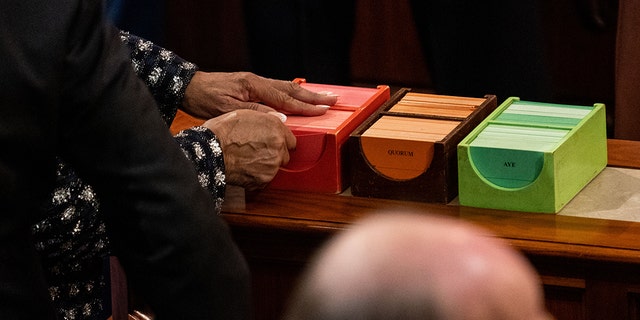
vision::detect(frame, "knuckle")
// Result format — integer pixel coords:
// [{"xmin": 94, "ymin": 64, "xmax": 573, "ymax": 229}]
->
[
  {"xmin": 246, "ymin": 103, "xmax": 261, "ymax": 111},
  {"xmin": 236, "ymin": 72, "xmax": 259, "ymax": 85},
  {"xmin": 285, "ymin": 80, "xmax": 302, "ymax": 92},
  {"xmin": 237, "ymin": 77, "xmax": 253, "ymax": 91}
]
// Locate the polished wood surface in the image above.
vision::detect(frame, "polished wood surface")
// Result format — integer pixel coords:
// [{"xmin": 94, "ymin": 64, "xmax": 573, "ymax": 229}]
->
[
  {"xmin": 608, "ymin": 139, "xmax": 640, "ymax": 169},
  {"xmin": 225, "ymin": 185, "xmax": 640, "ymax": 261},
  {"xmin": 222, "ymin": 139, "xmax": 640, "ymax": 264}
]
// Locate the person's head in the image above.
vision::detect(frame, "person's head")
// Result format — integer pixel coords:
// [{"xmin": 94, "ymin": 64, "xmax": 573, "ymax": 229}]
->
[{"xmin": 283, "ymin": 211, "xmax": 552, "ymax": 320}]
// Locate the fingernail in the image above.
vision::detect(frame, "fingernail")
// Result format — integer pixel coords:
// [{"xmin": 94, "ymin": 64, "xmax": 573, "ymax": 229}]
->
[
  {"xmin": 268, "ymin": 111, "xmax": 287, "ymax": 123},
  {"xmin": 223, "ymin": 111, "xmax": 238, "ymax": 119},
  {"xmin": 318, "ymin": 91, "xmax": 340, "ymax": 97},
  {"xmin": 316, "ymin": 105, "xmax": 331, "ymax": 109}
]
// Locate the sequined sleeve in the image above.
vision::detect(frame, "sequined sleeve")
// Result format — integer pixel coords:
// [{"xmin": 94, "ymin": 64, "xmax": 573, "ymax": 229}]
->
[
  {"xmin": 119, "ymin": 30, "xmax": 198, "ymax": 125},
  {"xmin": 174, "ymin": 127, "xmax": 227, "ymax": 212},
  {"xmin": 33, "ymin": 127, "xmax": 227, "ymax": 319}
]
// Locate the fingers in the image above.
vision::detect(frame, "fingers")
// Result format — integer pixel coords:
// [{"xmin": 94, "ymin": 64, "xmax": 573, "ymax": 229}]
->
[
  {"xmin": 282, "ymin": 125, "xmax": 297, "ymax": 151},
  {"xmin": 280, "ymin": 143, "xmax": 291, "ymax": 167},
  {"xmin": 242, "ymin": 101, "xmax": 277, "ymax": 114},
  {"xmin": 253, "ymin": 79, "xmax": 338, "ymax": 116},
  {"xmin": 276, "ymin": 80, "xmax": 339, "ymax": 106},
  {"xmin": 267, "ymin": 111, "xmax": 288, "ymax": 123},
  {"xmin": 267, "ymin": 110, "xmax": 297, "ymax": 153},
  {"xmin": 185, "ymin": 71, "xmax": 338, "ymax": 118}
]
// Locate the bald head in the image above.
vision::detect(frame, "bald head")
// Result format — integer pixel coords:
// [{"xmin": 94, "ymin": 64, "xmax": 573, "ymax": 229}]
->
[{"xmin": 284, "ymin": 212, "xmax": 551, "ymax": 320}]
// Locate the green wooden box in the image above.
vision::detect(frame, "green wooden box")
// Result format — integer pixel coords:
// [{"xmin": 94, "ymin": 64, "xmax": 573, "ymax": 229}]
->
[{"xmin": 457, "ymin": 97, "xmax": 607, "ymax": 213}]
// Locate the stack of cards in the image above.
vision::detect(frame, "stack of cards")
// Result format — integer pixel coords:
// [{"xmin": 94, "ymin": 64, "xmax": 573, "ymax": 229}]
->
[
  {"xmin": 361, "ymin": 116, "xmax": 462, "ymax": 143},
  {"xmin": 362, "ymin": 92, "xmax": 487, "ymax": 144},
  {"xmin": 473, "ymin": 101, "xmax": 593, "ymax": 151},
  {"xmin": 469, "ymin": 124, "xmax": 569, "ymax": 152},
  {"xmin": 495, "ymin": 100, "xmax": 593, "ymax": 126},
  {"xmin": 388, "ymin": 92, "xmax": 485, "ymax": 118}
]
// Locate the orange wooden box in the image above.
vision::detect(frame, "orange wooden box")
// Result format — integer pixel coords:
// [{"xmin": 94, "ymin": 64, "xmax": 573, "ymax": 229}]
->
[{"xmin": 349, "ymin": 88, "xmax": 497, "ymax": 203}]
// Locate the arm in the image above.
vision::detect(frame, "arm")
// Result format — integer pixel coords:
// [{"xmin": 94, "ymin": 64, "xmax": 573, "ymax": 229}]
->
[
  {"xmin": 174, "ymin": 127, "xmax": 226, "ymax": 205},
  {"xmin": 118, "ymin": 31, "xmax": 339, "ymax": 122},
  {"xmin": 119, "ymin": 30, "xmax": 197, "ymax": 124}
]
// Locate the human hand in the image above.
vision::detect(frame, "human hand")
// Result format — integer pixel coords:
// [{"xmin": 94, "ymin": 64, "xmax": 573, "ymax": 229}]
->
[
  {"xmin": 201, "ymin": 109, "xmax": 296, "ymax": 190},
  {"xmin": 182, "ymin": 71, "xmax": 338, "ymax": 119}
]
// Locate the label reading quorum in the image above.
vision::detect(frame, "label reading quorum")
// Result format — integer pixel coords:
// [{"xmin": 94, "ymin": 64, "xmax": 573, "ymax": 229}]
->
[{"xmin": 387, "ymin": 149, "xmax": 414, "ymax": 157}]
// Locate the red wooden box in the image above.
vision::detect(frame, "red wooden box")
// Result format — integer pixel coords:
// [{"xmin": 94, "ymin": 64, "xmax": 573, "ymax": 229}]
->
[{"xmin": 267, "ymin": 79, "xmax": 390, "ymax": 193}]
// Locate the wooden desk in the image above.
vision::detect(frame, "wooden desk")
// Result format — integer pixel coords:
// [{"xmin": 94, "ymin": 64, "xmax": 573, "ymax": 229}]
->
[{"xmin": 220, "ymin": 139, "xmax": 640, "ymax": 320}]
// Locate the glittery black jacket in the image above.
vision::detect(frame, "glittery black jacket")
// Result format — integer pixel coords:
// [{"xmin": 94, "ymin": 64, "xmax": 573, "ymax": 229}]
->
[{"xmin": 1, "ymin": 1, "xmax": 249, "ymax": 319}]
